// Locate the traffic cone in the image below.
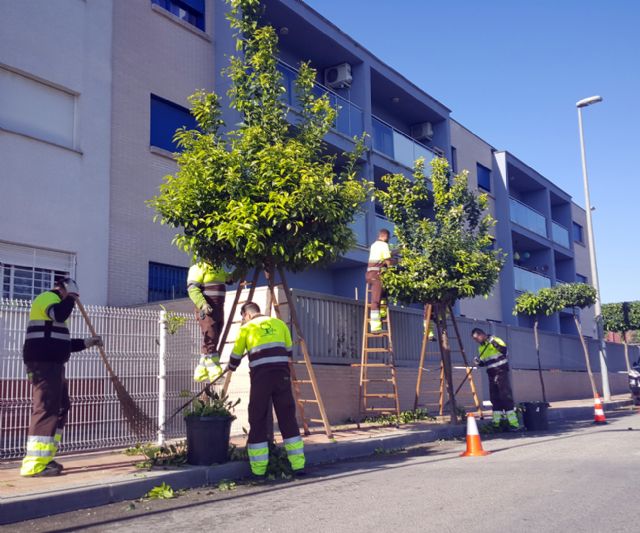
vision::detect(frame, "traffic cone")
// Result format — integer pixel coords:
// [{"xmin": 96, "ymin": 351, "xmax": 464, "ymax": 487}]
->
[
  {"xmin": 460, "ymin": 413, "xmax": 490, "ymax": 457},
  {"xmin": 593, "ymin": 394, "xmax": 607, "ymax": 424}
]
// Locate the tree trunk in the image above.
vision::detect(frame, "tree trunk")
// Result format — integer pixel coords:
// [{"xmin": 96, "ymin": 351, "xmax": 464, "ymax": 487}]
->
[
  {"xmin": 623, "ymin": 331, "xmax": 631, "ymax": 373},
  {"xmin": 435, "ymin": 304, "xmax": 458, "ymax": 424},
  {"xmin": 574, "ymin": 314, "xmax": 599, "ymax": 397},
  {"xmin": 533, "ymin": 319, "xmax": 547, "ymax": 404}
]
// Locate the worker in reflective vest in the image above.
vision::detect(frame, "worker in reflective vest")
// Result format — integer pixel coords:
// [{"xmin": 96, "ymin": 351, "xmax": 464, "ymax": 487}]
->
[
  {"xmin": 226, "ymin": 302, "xmax": 305, "ymax": 478},
  {"xmin": 472, "ymin": 328, "xmax": 520, "ymax": 430},
  {"xmin": 187, "ymin": 261, "xmax": 235, "ymax": 382},
  {"xmin": 366, "ymin": 229, "xmax": 394, "ymax": 333},
  {"xmin": 20, "ymin": 277, "xmax": 102, "ymax": 477}
]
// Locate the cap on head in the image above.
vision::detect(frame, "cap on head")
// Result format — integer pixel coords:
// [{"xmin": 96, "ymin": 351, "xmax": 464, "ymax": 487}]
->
[{"xmin": 54, "ymin": 276, "xmax": 71, "ymax": 289}]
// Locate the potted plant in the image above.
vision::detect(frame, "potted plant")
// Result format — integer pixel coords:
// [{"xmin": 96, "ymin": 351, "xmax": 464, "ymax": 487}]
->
[{"xmin": 184, "ymin": 390, "xmax": 240, "ymax": 466}]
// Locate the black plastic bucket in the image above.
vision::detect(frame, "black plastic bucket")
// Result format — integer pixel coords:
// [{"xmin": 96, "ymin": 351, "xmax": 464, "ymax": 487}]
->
[
  {"xmin": 521, "ymin": 402, "xmax": 549, "ymax": 431},
  {"xmin": 185, "ymin": 416, "xmax": 232, "ymax": 465}
]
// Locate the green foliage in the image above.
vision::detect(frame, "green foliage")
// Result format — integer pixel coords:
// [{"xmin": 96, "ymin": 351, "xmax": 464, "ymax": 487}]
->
[
  {"xmin": 216, "ymin": 479, "xmax": 237, "ymax": 491},
  {"xmin": 124, "ymin": 441, "xmax": 188, "ymax": 470},
  {"xmin": 159, "ymin": 305, "xmax": 188, "ymax": 335},
  {"xmin": 362, "ymin": 408, "xmax": 435, "ymax": 426},
  {"xmin": 145, "ymin": 482, "xmax": 175, "ymax": 500},
  {"xmin": 184, "ymin": 389, "xmax": 240, "ymax": 419},
  {"xmin": 513, "ymin": 287, "xmax": 565, "ymax": 317},
  {"xmin": 602, "ymin": 301, "xmax": 640, "ymax": 333},
  {"xmin": 555, "ymin": 282, "xmax": 597, "ymax": 310},
  {"xmin": 229, "ymin": 443, "xmax": 249, "ymax": 462},
  {"xmin": 266, "ymin": 442, "xmax": 293, "ymax": 480},
  {"xmin": 150, "ymin": 0, "xmax": 369, "ymax": 273},
  {"xmin": 378, "ymin": 158, "xmax": 505, "ymax": 306}
]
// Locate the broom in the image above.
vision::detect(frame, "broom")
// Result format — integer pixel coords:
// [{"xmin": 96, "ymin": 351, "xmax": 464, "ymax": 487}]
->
[{"xmin": 75, "ymin": 299, "xmax": 154, "ymax": 437}]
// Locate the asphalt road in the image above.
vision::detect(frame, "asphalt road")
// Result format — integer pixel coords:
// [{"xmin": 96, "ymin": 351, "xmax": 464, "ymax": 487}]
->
[{"xmin": 8, "ymin": 411, "xmax": 639, "ymax": 533}]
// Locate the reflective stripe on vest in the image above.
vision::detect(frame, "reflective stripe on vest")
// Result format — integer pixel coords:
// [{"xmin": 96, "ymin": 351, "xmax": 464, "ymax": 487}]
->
[{"xmin": 249, "ymin": 355, "xmax": 291, "ymax": 368}]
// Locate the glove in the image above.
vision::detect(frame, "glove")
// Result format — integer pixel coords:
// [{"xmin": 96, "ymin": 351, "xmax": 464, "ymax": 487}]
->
[
  {"xmin": 84, "ymin": 336, "xmax": 103, "ymax": 348},
  {"xmin": 473, "ymin": 357, "xmax": 483, "ymax": 367},
  {"xmin": 199, "ymin": 304, "xmax": 214, "ymax": 320},
  {"xmin": 225, "ymin": 364, "xmax": 237, "ymax": 373},
  {"xmin": 63, "ymin": 278, "xmax": 80, "ymax": 298}
]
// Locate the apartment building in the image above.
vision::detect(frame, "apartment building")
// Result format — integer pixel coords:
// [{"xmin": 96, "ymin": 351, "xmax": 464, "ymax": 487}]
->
[{"xmin": 0, "ymin": 0, "xmax": 595, "ymax": 334}]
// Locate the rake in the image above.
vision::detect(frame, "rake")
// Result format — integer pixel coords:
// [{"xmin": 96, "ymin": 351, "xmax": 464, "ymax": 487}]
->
[{"xmin": 75, "ymin": 299, "xmax": 154, "ymax": 437}]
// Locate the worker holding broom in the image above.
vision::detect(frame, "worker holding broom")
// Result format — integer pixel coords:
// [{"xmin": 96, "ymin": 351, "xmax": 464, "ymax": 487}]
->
[
  {"xmin": 226, "ymin": 301, "xmax": 305, "ymax": 479},
  {"xmin": 187, "ymin": 261, "xmax": 237, "ymax": 382},
  {"xmin": 20, "ymin": 277, "xmax": 102, "ymax": 477}
]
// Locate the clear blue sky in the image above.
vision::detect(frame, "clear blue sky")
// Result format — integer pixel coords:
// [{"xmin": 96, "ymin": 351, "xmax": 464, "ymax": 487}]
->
[{"xmin": 304, "ymin": 0, "xmax": 640, "ymax": 303}]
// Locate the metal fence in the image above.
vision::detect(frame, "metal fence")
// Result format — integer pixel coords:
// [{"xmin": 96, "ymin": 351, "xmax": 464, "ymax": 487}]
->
[
  {"xmin": 2, "ymin": 290, "xmax": 637, "ymax": 459},
  {"xmin": 291, "ymin": 289, "xmax": 637, "ymax": 373},
  {"xmin": 0, "ymin": 299, "xmax": 200, "ymax": 460}
]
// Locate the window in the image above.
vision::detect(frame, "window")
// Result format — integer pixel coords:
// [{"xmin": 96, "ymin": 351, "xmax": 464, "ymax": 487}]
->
[
  {"xmin": 576, "ymin": 273, "xmax": 588, "ymax": 284},
  {"xmin": 152, "ymin": 0, "xmax": 205, "ymax": 30},
  {"xmin": 150, "ymin": 95, "xmax": 197, "ymax": 152},
  {"xmin": 450, "ymin": 146, "xmax": 457, "ymax": 174},
  {"xmin": 372, "ymin": 118, "xmax": 394, "ymax": 159},
  {"xmin": 572, "ymin": 222, "xmax": 584, "ymax": 243},
  {"xmin": 1, "ymin": 241, "xmax": 75, "ymax": 300},
  {"xmin": 477, "ymin": 163, "xmax": 491, "ymax": 192},
  {"xmin": 148, "ymin": 262, "xmax": 188, "ymax": 302},
  {"xmin": 0, "ymin": 66, "xmax": 76, "ymax": 149}
]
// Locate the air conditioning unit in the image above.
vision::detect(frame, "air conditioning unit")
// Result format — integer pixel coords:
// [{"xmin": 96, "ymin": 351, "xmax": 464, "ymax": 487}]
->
[
  {"xmin": 410, "ymin": 121, "xmax": 434, "ymax": 142},
  {"xmin": 324, "ymin": 63, "xmax": 352, "ymax": 89}
]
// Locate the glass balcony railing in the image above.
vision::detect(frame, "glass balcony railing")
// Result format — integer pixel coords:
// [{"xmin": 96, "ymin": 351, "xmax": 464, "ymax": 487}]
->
[
  {"xmin": 551, "ymin": 221, "xmax": 570, "ymax": 248},
  {"xmin": 372, "ymin": 116, "xmax": 438, "ymax": 170},
  {"xmin": 509, "ymin": 197, "xmax": 547, "ymax": 238},
  {"xmin": 514, "ymin": 266, "xmax": 552, "ymax": 293},
  {"xmin": 277, "ymin": 62, "xmax": 364, "ymax": 138},
  {"xmin": 375, "ymin": 214, "xmax": 395, "ymax": 237}
]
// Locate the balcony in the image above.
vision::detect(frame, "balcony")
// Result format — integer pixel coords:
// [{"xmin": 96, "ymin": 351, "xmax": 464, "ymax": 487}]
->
[
  {"xmin": 372, "ymin": 116, "xmax": 438, "ymax": 170},
  {"xmin": 551, "ymin": 221, "xmax": 570, "ymax": 248},
  {"xmin": 514, "ymin": 266, "xmax": 552, "ymax": 293},
  {"xmin": 509, "ymin": 197, "xmax": 547, "ymax": 238},
  {"xmin": 277, "ymin": 62, "xmax": 364, "ymax": 138}
]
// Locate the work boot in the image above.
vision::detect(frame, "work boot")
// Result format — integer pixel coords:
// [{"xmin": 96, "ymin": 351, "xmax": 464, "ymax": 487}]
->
[
  {"xmin": 49, "ymin": 460, "xmax": 64, "ymax": 471},
  {"xmin": 30, "ymin": 462, "xmax": 62, "ymax": 477},
  {"xmin": 292, "ymin": 468, "xmax": 307, "ymax": 477}
]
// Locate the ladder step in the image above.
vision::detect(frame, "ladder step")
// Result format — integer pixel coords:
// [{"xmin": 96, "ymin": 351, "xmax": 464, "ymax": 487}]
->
[
  {"xmin": 364, "ymin": 408, "xmax": 397, "ymax": 412},
  {"xmin": 362, "ymin": 379, "xmax": 394, "ymax": 383},
  {"xmin": 352, "ymin": 363, "xmax": 394, "ymax": 368},
  {"xmin": 363, "ymin": 348, "xmax": 392, "ymax": 353},
  {"xmin": 297, "ymin": 399, "xmax": 318, "ymax": 404},
  {"xmin": 364, "ymin": 394, "xmax": 397, "ymax": 398},
  {"xmin": 308, "ymin": 418, "xmax": 326, "ymax": 423},
  {"xmin": 365, "ymin": 333, "xmax": 389, "ymax": 338},
  {"xmin": 293, "ymin": 380, "xmax": 313, "ymax": 384}
]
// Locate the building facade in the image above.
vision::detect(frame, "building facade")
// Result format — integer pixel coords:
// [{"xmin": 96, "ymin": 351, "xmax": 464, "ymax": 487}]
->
[{"xmin": 0, "ymin": 0, "xmax": 595, "ymax": 333}]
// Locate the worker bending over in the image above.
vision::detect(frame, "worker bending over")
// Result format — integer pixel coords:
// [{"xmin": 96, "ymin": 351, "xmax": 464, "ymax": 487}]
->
[{"xmin": 472, "ymin": 328, "xmax": 520, "ymax": 430}]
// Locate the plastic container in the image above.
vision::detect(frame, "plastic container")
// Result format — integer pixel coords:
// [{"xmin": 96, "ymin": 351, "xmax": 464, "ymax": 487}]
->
[
  {"xmin": 521, "ymin": 401, "xmax": 549, "ymax": 431},
  {"xmin": 185, "ymin": 415, "xmax": 232, "ymax": 465}
]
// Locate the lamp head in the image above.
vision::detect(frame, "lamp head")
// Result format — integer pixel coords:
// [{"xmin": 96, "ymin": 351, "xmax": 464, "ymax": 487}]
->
[{"xmin": 576, "ymin": 96, "xmax": 603, "ymax": 108}]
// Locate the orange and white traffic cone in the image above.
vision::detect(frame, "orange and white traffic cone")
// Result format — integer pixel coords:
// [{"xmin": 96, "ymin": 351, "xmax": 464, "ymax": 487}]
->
[
  {"xmin": 460, "ymin": 413, "xmax": 490, "ymax": 457},
  {"xmin": 593, "ymin": 394, "xmax": 607, "ymax": 424}
]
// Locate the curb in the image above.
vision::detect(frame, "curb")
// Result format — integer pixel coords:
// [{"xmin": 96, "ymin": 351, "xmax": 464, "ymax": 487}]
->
[{"xmin": 0, "ymin": 398, "xmax": 634, "ymax": 525}]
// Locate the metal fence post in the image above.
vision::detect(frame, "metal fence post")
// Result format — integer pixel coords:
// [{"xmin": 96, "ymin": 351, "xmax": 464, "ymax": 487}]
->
[{"xmin": 157, "ymin": 309, "xmax": 167, "ymax": 446}]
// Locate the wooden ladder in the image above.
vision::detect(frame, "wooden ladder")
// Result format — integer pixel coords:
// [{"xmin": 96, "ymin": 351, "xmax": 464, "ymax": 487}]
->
[
  {"xmin": 414, "ymin": 304, "xmax": 483, "ymax": 418},
  {"xmin": 221, "ymin": 267, "xmax": 333, "ymax": 439},
  {"xmin": 353, "ymin": 282, "xmax": 401, "ymax": 426}
]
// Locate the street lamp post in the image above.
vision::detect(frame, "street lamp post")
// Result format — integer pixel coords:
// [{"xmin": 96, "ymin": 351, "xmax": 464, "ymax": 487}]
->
[{"xmin": 576, "ymin": 95, "xmax": 610, "ymax": 401}]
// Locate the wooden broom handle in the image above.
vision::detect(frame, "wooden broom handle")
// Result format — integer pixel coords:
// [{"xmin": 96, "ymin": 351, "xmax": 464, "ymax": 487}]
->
[{"xmin": 74, "ymin": 298, "xmax": 117, "ymax": 377}]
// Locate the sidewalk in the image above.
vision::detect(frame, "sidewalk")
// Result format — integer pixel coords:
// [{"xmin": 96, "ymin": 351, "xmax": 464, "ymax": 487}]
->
[{"xmin": 1, "ymin": 394, "xmax": 634, "ymax": 525}]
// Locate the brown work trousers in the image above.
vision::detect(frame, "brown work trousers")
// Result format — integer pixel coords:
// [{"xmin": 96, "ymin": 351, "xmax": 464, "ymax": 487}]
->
[
  {"xmin": 487, "ymin": 366, "xmax": 515, "ymax": 411},
  {"xmin": 195, "ymin": 296, "xmax": 225, "ymax": 354},
  {"xmin": 25, "ymin": 361, "xmax": 70, "ymax": 439},
  {"xmin": 248, "ymin": 365, "xmax": 300, "ymax": 444},
  {"xmin": 365, "ymin": 271, "xmax": 385, "ymax": 311}
]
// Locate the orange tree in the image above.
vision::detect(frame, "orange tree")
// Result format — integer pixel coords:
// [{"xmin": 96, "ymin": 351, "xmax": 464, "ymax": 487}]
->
[
  {"xmin": 150, "ymin": 0, "xmax": 368, "ymax": 279},
  {"xmin": 377, "ymin": 158, "xmax": 505, "ymax": 423}
]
